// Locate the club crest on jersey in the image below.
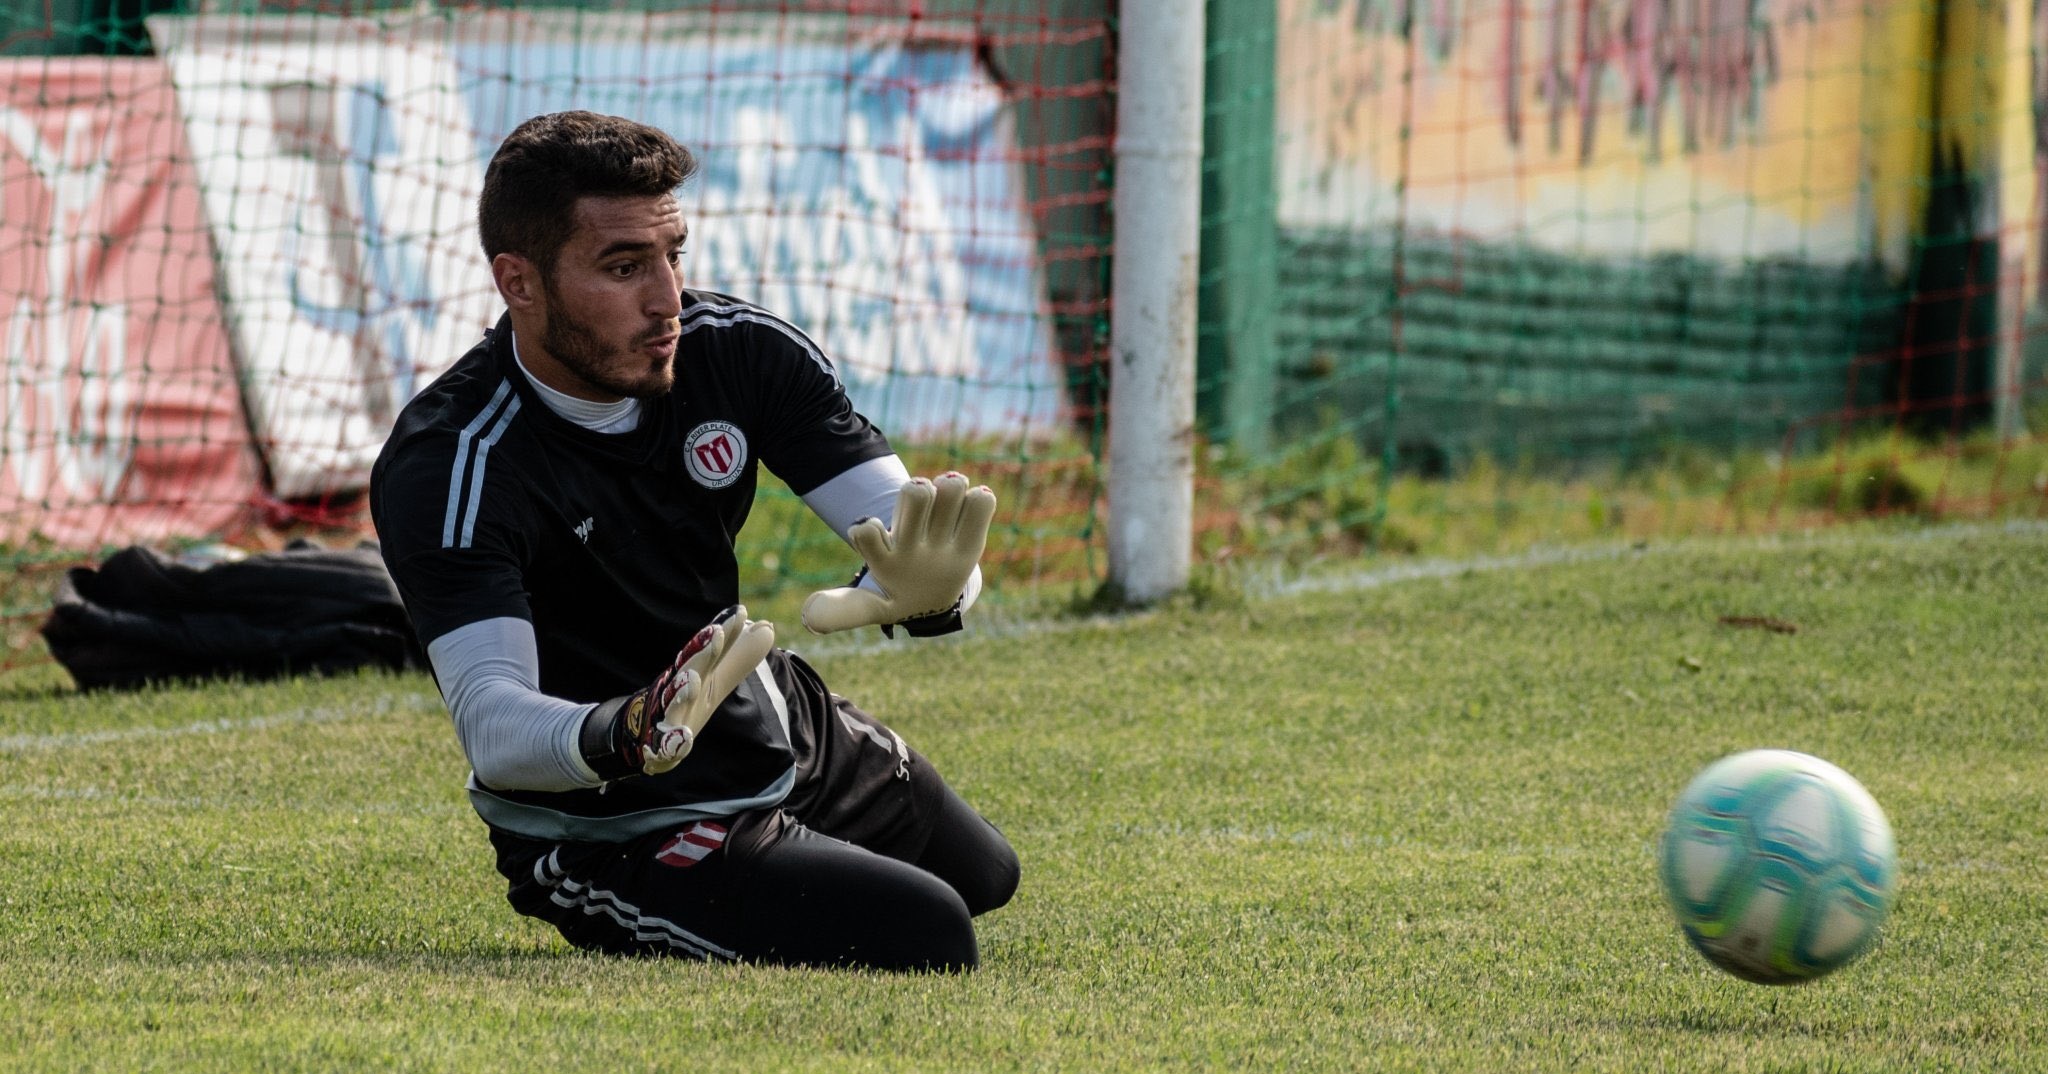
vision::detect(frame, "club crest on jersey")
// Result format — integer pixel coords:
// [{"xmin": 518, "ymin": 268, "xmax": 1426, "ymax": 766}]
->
[{"xmin": 683, "ymin": 421, "xmax": 747, "ymax": 489}]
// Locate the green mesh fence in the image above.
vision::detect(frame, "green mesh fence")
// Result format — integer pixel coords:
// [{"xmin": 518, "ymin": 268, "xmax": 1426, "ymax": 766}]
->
[
  {"xmin": 0, "ymin": 0, "xmax": 1114, "ymax": 668},
  {"xmin": 1269, "ymin": 231, "xmax": 1903, "ymax": 465},
  {"xmin": 1200, "ymin": 0, "xmax": 2048, "ymax": 564}
]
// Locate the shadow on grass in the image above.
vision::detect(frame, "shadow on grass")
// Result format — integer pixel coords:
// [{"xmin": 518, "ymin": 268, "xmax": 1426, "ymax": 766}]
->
[
  {"xmin": 29, "ymin": 945, "xmax": 894, "ymax": 983},
  {"xmin": 1601, "ymin": 1001, "xmax": 1834, "ymax": 1040}
]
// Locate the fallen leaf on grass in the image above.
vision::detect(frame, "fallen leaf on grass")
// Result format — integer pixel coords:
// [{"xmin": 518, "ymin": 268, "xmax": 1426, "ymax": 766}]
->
[{"xmin": 1718, "ymin": 615, "xmax": 1799, "ymax": 634}]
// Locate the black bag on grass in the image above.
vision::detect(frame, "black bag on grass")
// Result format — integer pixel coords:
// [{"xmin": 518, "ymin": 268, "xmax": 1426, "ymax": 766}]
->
[{"xmin": 39, "ymin": 540, "xmax": 425, "ymax": 691}]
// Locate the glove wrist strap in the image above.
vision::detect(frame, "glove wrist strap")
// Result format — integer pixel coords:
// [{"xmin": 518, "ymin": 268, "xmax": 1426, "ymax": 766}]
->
[
  {"xmin": 848, "ymin": 565, "xmax": 967, "ymax": 638},
  {"xmin": 579, "ymin": 695, "xmax": 645, "ymax": 781},
  {"xmin": 884, "ymin": 601, "xmax": 964, "ymax": 638}
]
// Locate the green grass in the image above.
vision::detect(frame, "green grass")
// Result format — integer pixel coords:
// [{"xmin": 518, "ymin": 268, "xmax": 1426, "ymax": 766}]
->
[
  {"xmin": 2, "ymin": 524, "xmax": 2045, "ymax": 1071},
  {"xmin": 1209, "ymin": 415, "xmax": 2048, "ymax": 567}
]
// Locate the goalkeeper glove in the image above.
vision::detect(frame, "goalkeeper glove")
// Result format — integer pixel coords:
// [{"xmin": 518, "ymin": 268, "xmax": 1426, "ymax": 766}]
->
[
  {"xmin": 579, "ymin": 605, "xmax": 776, "ymax": 779},
  {"xmin": 801, "ymin": 472, "xmax": 995, "ymax": 637}
]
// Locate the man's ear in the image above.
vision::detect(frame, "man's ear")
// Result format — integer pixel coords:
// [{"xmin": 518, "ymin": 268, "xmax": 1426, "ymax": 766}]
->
[{"xmin": 492, "ymin": 253, "xmax": 541, "ymax": 311}]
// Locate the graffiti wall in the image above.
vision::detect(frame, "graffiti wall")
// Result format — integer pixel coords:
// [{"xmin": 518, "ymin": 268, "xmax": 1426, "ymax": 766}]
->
[{"xmin": 1275, "ymin": 0, "xmax": 1936, "ymax": 269}]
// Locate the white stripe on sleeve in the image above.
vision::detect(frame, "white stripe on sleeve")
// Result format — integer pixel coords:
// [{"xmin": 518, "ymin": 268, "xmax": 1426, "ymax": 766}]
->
[
  {"xmin": 442, "ymin": 379, "xmax": 513, "ymax": 548},
  {"xmin": 678, "ymin": 297, "xmax": 840, "ymax": 387}
]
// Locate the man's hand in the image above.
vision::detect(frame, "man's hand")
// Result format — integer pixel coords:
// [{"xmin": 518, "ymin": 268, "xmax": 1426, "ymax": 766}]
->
[
  {"xmin": 801, "ymin": 472, "xmax": 995, "ymax": 636},
  {"xmin": 581, "ymin": 605, "xmax": 776, "ymax": 779}
]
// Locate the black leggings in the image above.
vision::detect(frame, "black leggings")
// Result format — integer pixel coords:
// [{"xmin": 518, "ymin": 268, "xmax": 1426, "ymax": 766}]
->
[
  {"xmin": 494, "ymin": 782, "xmax": 1018, "ymax": 972},
  {"xmin": 717, "ymin": 785, "xmax": 1020, "ymax": 970},
  {"xmin": 905, "ymin": 783, "xmax": 1023, "ymax": 918}
]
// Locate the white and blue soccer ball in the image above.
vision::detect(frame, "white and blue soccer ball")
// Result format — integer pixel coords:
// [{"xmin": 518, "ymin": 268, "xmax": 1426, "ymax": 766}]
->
[{"xmin": 1659, "ymin": 749, "xmax": 1898, "ymax": 985}]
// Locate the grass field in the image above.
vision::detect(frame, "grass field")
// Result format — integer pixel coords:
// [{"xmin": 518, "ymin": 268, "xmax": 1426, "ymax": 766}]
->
[{"xmin": 2, "ymin": 522, "xmax": 2044, "ymax": 1072}]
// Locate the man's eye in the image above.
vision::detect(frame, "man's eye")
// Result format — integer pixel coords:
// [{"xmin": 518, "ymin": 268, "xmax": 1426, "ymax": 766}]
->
[{"xmin": 611, "ymin": 263, "xmax": 637, "ymax": 278}]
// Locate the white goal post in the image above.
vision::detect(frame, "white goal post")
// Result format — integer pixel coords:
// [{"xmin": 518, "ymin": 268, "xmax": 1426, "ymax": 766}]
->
[{"xmin": 1107, "ymin": 0, "xmax": 1204, "ymax": 605}]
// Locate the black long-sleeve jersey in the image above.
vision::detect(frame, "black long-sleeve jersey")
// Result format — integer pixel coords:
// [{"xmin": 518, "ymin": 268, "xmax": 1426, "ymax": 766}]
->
[{"xmin": 370, "ymin": 290, "xmax": 893, "ymax": 839}]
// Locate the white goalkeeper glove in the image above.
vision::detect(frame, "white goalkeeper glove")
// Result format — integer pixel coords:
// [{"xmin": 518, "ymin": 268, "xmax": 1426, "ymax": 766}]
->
[
  {"xmin": 801, "ymin": 472, "xmax": 995, "ymax": 637},
  {"xmin": 579, "ymin": 605, "xmax": 777, "ymax": 779}
]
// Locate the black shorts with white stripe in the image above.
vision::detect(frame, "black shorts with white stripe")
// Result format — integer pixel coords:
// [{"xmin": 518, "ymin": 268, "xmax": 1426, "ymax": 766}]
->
[{"xmin": 486, "ymin": 696, "xmax": 1018, "ymax": 971}]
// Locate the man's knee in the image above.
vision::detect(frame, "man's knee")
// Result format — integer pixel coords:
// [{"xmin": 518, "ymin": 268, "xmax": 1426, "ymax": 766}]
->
[
  {"xmin": 904, "ymin": 878, "xmax": 981, "ymax": 972},
  {"xmin": 917, "ymin": 792, "xmax": 1022, "ymax": 917},
  {"xmin": 818, "ymin": 865, "xmax": 977, "ymax": 972},
  {"xmin": 960, "ymin": 839, "xmax": 1020, "ymax": 917}
]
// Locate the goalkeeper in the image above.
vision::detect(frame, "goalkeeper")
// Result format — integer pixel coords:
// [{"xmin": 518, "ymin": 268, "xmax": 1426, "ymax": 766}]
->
[{"xmin": 369, "ymin": 111, "xmax": 1018, "ymax": 971}]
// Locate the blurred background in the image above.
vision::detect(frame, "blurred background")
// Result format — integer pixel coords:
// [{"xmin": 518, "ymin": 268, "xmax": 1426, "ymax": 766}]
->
[{"xmin": 3, "ymin": 0, "xmax": 2044, "ymax": 673}]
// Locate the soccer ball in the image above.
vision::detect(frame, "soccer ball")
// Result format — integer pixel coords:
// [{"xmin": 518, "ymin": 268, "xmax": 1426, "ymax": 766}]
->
[{"xmin": 1659, "ymin": 749, "xmax": 1898, "ymax": 984}]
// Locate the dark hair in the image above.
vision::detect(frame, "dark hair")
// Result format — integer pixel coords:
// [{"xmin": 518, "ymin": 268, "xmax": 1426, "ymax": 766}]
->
[{"xmin": 478, "ymin": 111, "xmax": 697, "ymax": 274}]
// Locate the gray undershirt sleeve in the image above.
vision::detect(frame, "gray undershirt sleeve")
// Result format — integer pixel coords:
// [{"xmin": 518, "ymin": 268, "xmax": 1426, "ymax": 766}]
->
[{"xmin": 427, "ymin": 617, "xmax": 602, "ymax": 791}]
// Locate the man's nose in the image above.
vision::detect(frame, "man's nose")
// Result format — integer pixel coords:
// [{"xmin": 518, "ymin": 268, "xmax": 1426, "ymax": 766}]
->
[{"xmin": 647, "ymin": 262, "xmax": 683, "ymax": 319}]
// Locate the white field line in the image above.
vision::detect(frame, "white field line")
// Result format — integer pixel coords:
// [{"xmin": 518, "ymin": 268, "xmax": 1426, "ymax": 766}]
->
[
  {"xmin": 784, "ymin": 606, "xmax": 1154, "ymax": 659},
  {"xmin": 7, "ymin": 518, "xmax": 2042, "ymax": 735},
  {"xmin": 0, "ymin": 691, "xmax": 453, "ymax": 816},
  {"xmin": 0, "ymin": 781, "xmax": 462, "ymax": 817},
  {"xmin": 1074, "ymin": 821, "xmax": 1989, "ymax": 872},
  {"xmin": 1262, "ymin": 516, "xmax": 2048, "ymax": 598},
  {"xmin": 0, "ymin": 691, "xmax": 440, "ymax": 754},
  {"xmin": 1095, "ymin": 820, "xmax": 1634, "ymax": 859},
  {"xmin": 789, "ymin": 517, "xmax": 2048, "ymax": 659}
]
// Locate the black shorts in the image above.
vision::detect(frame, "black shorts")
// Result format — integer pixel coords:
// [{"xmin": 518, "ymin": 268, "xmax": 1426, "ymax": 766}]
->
[{"xmin": 487, "ymin": 678, "xmax": 1018, "ymax": 971}]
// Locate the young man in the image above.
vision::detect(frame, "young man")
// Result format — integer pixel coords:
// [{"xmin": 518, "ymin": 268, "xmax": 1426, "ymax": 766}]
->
[{"xmin": 370, "ymin": 111, "xmax": 1018, "ymax": 971}]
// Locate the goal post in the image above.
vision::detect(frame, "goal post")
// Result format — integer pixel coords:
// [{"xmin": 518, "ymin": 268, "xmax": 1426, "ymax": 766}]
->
[{"xmin": 1105, "ymin": 0, "xmax": 1204, "ymax": 605}]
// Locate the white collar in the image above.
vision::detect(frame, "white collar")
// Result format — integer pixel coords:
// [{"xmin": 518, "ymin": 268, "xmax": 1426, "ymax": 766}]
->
[{"xmin": 511, "ymin": 331, "xmax": 642, "ymax": 434}]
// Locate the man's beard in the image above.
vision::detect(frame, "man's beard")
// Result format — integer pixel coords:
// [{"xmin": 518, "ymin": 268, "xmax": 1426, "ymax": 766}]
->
[{"xmin": 540, "ymin": 282, "xmax": 675, "ymax": 400}]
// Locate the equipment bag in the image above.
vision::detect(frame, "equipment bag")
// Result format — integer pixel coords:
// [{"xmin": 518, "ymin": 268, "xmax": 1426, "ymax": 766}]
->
[{"xmin": 39, "ymin": 540, "xmax": 424, "ymax": 690}]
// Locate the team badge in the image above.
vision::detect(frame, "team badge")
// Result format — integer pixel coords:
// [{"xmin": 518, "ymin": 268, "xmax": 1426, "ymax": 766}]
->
[{"xmin": 683, "ymin": 421, "xmax": 748, "ymax": 489}]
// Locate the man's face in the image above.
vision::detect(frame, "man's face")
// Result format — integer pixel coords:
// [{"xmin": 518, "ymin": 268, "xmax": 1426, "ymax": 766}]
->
[{"xmin": 531, "ymin": 193, "xmax": 688, "ymax": 401}]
